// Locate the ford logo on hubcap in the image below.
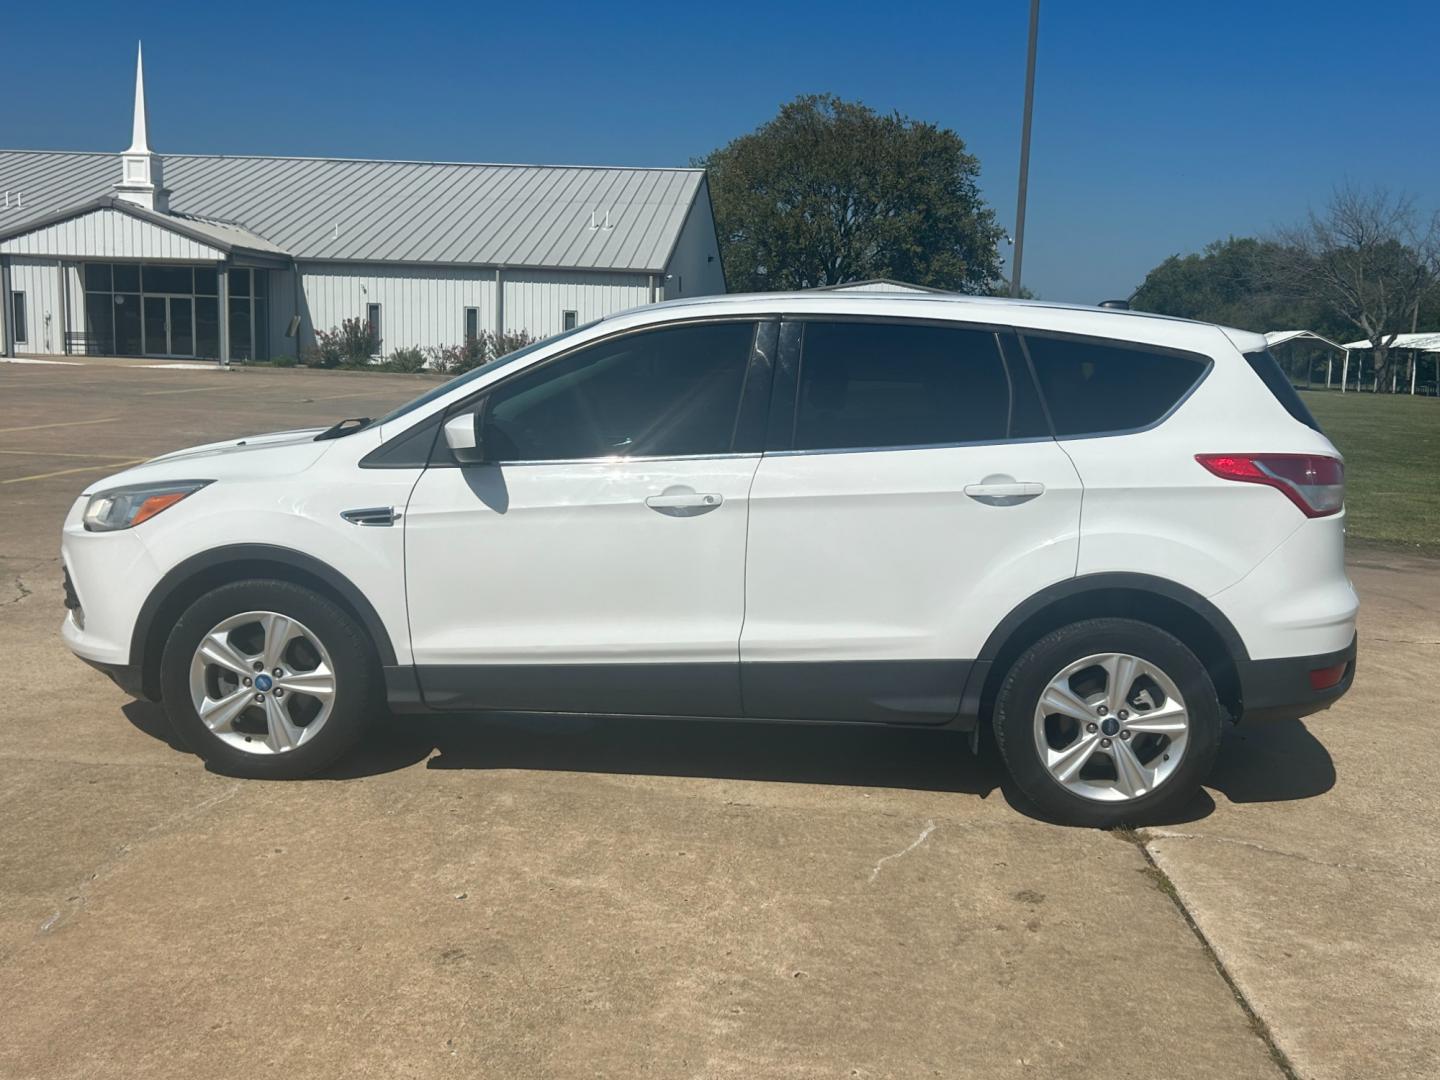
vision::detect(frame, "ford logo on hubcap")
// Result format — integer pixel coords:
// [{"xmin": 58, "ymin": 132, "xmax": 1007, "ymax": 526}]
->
[
  {"xmin": 1100, "ymin": 716, "xmax": 1120, "ymax": 737},
  {"xmin": 255, "ymin": 674, "xmax": 274, "ymax": 692}
]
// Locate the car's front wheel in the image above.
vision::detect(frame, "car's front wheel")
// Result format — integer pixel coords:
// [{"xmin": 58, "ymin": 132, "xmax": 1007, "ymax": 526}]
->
[
  {"xmin": 992, "ymin": 617, "xmax": 1222, "ymax": 827},
  {"xmin": 159, "ymin": 579, "xmax": 376, "ymax": 778}
]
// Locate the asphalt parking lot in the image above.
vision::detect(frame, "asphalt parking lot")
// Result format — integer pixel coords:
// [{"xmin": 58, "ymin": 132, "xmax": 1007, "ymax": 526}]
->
[{"xmin": 1, "ymin": 357, "xmax": 1436, "ymax": 1080}]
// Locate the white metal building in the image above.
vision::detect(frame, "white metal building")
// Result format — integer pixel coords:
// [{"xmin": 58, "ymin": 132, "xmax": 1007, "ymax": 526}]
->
[{"xmin": 0, "ymin": 47, "xmax": 724, "ymax": 363}]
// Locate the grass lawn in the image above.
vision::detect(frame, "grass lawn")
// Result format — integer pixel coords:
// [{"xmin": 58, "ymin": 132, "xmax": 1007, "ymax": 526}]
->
[{"xmin": 1301, "ymin": 390, "xmax": 1440, "ymax": 553}]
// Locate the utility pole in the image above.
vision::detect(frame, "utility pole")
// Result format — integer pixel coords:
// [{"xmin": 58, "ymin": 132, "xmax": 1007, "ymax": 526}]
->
[{"xmin": 1009, "ymin": 0, "xmax": 1040, "ymax": 298}]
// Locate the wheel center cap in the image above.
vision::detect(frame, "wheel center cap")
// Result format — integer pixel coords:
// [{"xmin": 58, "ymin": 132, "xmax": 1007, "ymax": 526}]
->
[
  {"xmin": 1100, "ymin": 716, "xmax": 1120, "ymax": 737},
  {"xmin": 255, "ymin": 674, "xmax": 274, "ymax": 692}
]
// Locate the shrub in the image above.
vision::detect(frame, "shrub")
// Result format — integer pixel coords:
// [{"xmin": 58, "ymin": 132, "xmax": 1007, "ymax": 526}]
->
[
  {"xmin": 424, "ymin": 329, "xmax": 538, "ymax": 375},
  {"xmin": 384, "ymin": 346, "xmax": 426, "ymax": 373},
  {"xmin": 312, "ymin": 317, "xmax": 379, "ymax": 368},
  {"xmin": 270, "ymin": 354, "xmax": 298, "ymax": 368}
]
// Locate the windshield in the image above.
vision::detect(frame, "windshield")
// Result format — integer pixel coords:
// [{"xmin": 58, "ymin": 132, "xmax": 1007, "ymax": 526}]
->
[{"xmin": 369, "ymin": 322, "xmax": 597, "ymax": 430}]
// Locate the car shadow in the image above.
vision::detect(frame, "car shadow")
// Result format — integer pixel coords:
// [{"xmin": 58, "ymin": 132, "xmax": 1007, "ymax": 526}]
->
[
  {"xmin": 122, "ymin": 701, "xmax": 1336, "ymax": 824},
  {"xmin": 339, "ymin": 711, "xmax": 997, "ymax": 796},
  {"xmin": 1207, "ymin": 717, "xmax": 1336, "ymax": 803}
]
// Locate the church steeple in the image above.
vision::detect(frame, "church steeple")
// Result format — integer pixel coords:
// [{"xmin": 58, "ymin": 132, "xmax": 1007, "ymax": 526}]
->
[{"xmin": 115, "ymin": 42, "xmax": 169, "ymax": 212}]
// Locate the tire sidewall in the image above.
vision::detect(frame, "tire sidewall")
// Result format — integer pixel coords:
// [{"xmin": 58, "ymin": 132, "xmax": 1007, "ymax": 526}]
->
[
  {"xmin": 160, "ymin": 579, "xmax": 374, "ymax": 778},
  {"xmin": 993, "ymin": 618, "xmax": 1221, "ymax": 827}
]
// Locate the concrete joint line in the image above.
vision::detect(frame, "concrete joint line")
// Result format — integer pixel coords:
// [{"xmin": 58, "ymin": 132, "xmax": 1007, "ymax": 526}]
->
[
  {"xmin": 1149, "ymin": 829, "xmax": 1440, "ymax": 887},
  {"xmin": 1135, "ymin": 838, "xmax": 1301, "ymax": 1080}
]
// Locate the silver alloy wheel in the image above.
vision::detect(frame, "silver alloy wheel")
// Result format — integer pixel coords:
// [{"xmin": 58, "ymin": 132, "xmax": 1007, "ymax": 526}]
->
[
  {"xmin": 1032, "ymin": 652, "xmax": 1190, "ymax": 803},
  {"xmin": 188, "ymin": 610, "xmax": 337, "ymax": 755}
]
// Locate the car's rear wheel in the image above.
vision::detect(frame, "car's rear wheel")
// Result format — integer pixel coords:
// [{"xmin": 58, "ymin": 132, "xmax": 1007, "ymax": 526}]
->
[
  {"xmin": 160, "ymin": 579, "xmax": 376, "ymax": 778},
  {"xmin": 992, "ymin": 617, "xmax": 1221, "ymax": 827}
]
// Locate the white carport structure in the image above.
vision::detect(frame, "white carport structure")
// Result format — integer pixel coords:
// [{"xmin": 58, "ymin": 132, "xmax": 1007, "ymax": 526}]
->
[
  {"xmin": 1341, "ymin": 333, "xmax": 1440, "ymax": 395},
  {"xmin": 1264, "ymin": 330, "xmax": 1352, "ymax": 391}
]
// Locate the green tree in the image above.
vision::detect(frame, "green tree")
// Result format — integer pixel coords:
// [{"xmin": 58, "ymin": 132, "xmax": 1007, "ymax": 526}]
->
[
  {"xmin": 1132, "ymin": 237, "xmax": 1333, "ymax": 334},
  {"xmin": 699, "ymin": 94, "xmax": 1004, "ymax": 293}
]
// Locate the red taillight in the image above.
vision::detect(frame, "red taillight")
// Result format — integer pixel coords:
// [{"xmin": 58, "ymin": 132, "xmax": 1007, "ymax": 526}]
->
[
  {"xmin": 1308, "ymin": 662, "xmax": 1347, "ymax": 691},
  {"xmin": 1196, "ymin": 453, "xmax": 1344, "ymax": 518}
]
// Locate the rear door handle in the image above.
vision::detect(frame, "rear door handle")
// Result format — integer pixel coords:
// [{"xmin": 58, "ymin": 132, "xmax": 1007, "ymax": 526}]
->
[
  {"xmin": 645, "ymin": 491, "xmax": 723, "ymax": 513},
  {"xmin": 964, "ymin": 481, "xmax": 1044, "ymax": 506}
]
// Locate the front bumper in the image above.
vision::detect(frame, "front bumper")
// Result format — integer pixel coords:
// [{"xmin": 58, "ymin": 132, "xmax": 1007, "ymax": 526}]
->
[
  {"xmin": 78, "ymin": 655, "xmax": 151, "ymax": 699},
  {"xmin": 1236, "ymin": 634, "xmax": 1357, "ymax": 723}
]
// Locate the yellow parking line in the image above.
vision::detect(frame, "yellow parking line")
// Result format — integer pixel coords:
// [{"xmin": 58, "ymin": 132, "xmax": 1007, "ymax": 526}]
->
[
  {"xmin": 0, "ymin": 449, "xmax": 140, "ymax": 460},
  {"xmin": 1, "ymin": 458, "xmax": 146, "ymax": 485},
  {"xmin": 0, "ymin": 417, "xmax": 117, "ymax": 434}
]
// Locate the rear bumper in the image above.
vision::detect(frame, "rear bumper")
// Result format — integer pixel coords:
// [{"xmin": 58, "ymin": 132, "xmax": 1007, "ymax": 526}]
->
[{"xmin": 1236, "ymin": 634, "xmax": 1356, "ymax": 723}]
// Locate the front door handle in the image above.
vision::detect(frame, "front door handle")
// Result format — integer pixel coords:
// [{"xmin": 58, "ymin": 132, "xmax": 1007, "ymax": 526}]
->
[
  {"xmin": 645, "ymin": 490, "xmax": 723, "ymax": 514},
  {"xmin": 964, "ymin": 480, "xmax": 1044, "ymax": 507}
]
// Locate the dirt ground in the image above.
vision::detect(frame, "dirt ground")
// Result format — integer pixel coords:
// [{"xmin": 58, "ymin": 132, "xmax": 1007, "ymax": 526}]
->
[{"xmin": 1, "ymin": 356, "xmax": 1434, "ymax": 1079}]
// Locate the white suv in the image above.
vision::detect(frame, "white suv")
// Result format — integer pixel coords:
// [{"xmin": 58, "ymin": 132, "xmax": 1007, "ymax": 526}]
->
[{"xmin": 61, "ymin": 293, "xmax": 1357, "ymax": 826}]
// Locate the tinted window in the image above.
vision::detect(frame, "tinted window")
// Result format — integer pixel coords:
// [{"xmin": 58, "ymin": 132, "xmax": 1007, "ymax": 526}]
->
[
  {"xmin": 11, "ymin": 293, "xmax": 27, "ymax": 343},
  {"xmin": 1244, "ymin": 350, "xmax": 1322, "ymax": 432},
  {"xmin": 791, "ymin": 321, "xmax": 1014, "ymax": 451},
  {"xmin": 143, "ymin": 264, "xmax": 193, "ymax": 294},
  {"xmin": 481, "ymin": 321, "xmax": 756, "ymax": 461},
  {"xmin": 1024, "ymin": 335, "xmax": 1207, "ymax": 436},
  {"xmin": 85, "ymin": 264, "xmax": 112, "ymax": 293}
]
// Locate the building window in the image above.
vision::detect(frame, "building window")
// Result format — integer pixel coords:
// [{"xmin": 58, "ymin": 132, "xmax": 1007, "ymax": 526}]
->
[
  {"xmin": 464, "ymin": 307, "xmax": 479, "ymax": 342},
  {"xmin": 562, "ymin": 309, "xmax": 578, "ymax": 331},
  {"xmin": 11, "ymin": 292, "xmax": 27, "ymax": 344},
  {"xmin": 367, "ymin": 303, "xmax": 382, "ymax": 351}
]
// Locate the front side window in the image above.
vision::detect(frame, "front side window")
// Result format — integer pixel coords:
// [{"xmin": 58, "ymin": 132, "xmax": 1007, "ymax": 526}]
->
[
  {"xmin": 478, "ymin": 320, "xmax": 757, "ymax": 462},
  {"xmin": 790, "ymin": 321, "xmax": 1018, "ymax": 451},
  {"xmin": 1023, "ymin": 334, "xmax": 1209, "ymax": 437}
]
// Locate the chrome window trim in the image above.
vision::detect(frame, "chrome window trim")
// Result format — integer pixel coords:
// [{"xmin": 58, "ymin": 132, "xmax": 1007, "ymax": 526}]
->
[
  {"xmin": 762, "ymin": 434, "xmax": 1058, "ymax": 459},
  {"xmin": 480, "ymin": 451, "xmax": 763, "ymax": 468}
]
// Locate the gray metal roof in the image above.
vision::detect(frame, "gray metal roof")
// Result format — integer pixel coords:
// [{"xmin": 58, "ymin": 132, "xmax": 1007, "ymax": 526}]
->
[{"xmin": 0, "ymin": 150, "xmax": 706, "ymax": 272}]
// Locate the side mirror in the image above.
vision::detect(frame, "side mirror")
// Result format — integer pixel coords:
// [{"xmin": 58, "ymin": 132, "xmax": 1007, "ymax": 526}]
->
[{"xmin": 443, "ymin": 412, "xmax": 484, "ymax": 465}]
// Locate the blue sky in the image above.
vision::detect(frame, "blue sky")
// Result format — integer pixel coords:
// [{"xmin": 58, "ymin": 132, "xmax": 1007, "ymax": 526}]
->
[{"xmin": 5, "ymin": 0, "xmax": 1437, "ymax": 302}]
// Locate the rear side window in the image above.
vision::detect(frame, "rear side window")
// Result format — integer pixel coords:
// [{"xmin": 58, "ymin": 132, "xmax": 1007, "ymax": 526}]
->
[
  {"xmin": 1244, "ymin": 350, "xmax": 1322, "ymax": 432},
  {"xmin": 790, "ymin": 321, "xmax": 1029, "ymax": 451},
  {"xmin": 1023, "ymin": 335, "xmax": 1208, "ymax": 436}
]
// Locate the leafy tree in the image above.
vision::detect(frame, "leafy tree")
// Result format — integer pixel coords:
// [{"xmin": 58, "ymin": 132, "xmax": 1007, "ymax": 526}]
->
[
  {"xmin": 1132, "ymin": 237, "xmax": 1333, "ymax": 334},
  {"xmin": 1271, "ymin": 186, "xmax": 1439, "ymax": 388},
  {"xmin": 699, "ymin": 95, "xmax": 1004, "ymax": 293}
]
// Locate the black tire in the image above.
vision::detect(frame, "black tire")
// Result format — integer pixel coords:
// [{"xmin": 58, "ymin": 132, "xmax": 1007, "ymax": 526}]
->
[
  {"xmin": 160, "ymin": 579, "xmax": 377, "ymax": 779},
  {"xmin": 992, "ymin": 617, "xmax": 1221, "ymax": 828}
]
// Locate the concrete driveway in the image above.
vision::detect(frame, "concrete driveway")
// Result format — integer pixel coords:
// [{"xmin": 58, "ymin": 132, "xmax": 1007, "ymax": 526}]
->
[{"xmin": 0, "ymin": 358, "xmax": 1433, "ymax": 1079}]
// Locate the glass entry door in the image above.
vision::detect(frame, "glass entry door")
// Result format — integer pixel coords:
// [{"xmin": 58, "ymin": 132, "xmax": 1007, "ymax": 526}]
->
[
  {"xmin": 142, "ymin": 295, "xmax": 196, "ymax": 357},
  {"xmin": 170, "ymin": 297, "xmax": 194, "ymax": 355}
]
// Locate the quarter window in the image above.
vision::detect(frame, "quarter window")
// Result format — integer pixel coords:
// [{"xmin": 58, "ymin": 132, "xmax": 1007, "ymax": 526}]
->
[
  {"xmin": 479, "ymin": 321, "xmax": 757, "ymax": 461},
  {"xmin": 1023, "ymin": 335, "xmax": 1208, "ymax": 436},
  {"xmin": 790, "ymin": 321, "xmax": 1018, "ymax": 451}
]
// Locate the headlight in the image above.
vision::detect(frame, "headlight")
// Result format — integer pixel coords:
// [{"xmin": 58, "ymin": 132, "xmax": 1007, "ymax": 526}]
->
[{"xmin": 82, "ymin": 480, "xmax": 213, "ymax": 532}]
